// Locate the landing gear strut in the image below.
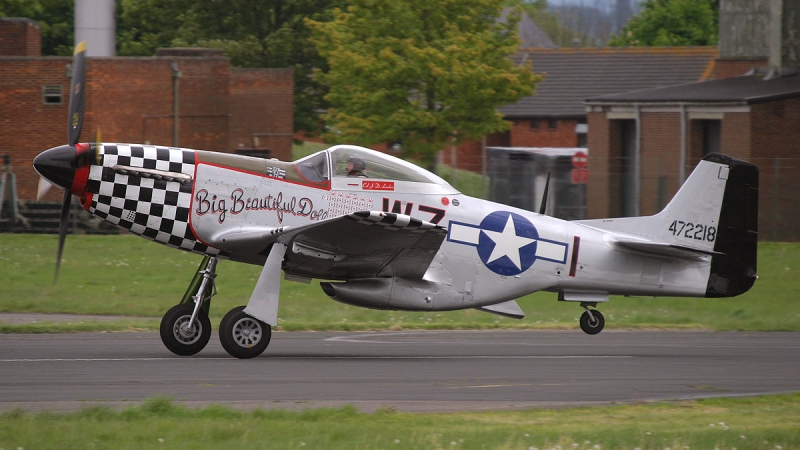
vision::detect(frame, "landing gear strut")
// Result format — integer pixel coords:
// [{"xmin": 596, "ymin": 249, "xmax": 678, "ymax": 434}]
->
[
  {"xmin": 579, "ymin": 302, "xmax": 605, "ymax": 335},
  {"xmin": 160, "ymin": 256, "xmax": 218, "ymax": 356}
]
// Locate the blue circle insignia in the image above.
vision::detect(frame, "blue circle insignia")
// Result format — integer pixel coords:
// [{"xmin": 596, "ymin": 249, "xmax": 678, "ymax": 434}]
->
[{"xmin": 476, "ymin": 211, "xmax": 540, "ymax": 276}]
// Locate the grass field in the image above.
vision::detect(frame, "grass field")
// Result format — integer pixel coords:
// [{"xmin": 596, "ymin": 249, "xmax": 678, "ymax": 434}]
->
[
  {"xmin": 1, "ymin": 234, "xmax": 798, "ymax": 332},
  {"xmin": 1, "ymin": 393, "xmax": 798, "ymax": 449}
]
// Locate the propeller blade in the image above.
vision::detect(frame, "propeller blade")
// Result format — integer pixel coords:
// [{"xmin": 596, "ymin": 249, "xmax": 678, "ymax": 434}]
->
[
  {"xmin": 538, "ymin": 171, "xmax": 551, "ymax": 215},
  {"xmin": 67, "ymin": 41, "xmax": 87, "ymax": 146},
  {"xmin": 37, "ymin": 177, "xmax": 53, "ymax": 201},
  {"xmin": 54, "ymin": 190, "xmax": 72, "ymax": 283}
]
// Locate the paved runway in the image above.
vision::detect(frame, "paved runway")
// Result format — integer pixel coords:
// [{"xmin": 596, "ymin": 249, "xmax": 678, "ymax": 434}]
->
[{"xmin": 1, "ymin": 330, "xmax": 798, "ymax": 412}]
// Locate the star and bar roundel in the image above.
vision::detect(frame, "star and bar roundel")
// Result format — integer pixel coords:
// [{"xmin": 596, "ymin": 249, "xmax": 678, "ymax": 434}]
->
[{"xmin": 447, "ymin": 211, "xmax": 568, "ymax": 276}]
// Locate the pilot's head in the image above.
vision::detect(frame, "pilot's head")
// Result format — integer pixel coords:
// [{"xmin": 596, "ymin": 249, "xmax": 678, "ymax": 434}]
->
[{"xmin": 347, "ymin": 155, "xmax": 366, "ymax": 172}]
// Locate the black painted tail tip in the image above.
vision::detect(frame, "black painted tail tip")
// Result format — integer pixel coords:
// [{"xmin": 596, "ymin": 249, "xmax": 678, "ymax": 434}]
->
[
  {"xmin": 320, "ymin": 282, "xmax": 335, "ymax": 298},
  {"xmin": 703, "ymin": 152, "xmax": 759, "ymax": 174},
  {"xmin": 706, "ymin": 270, "xmax": 757, "ymax": 298},
  {"xmin": 704, "ymin": 153, "xmax": 758, "ymax": 298}
]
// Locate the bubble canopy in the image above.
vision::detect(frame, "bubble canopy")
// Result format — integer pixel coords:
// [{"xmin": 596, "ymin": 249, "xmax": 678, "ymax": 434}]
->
[{"xmin": 293, "ymin": 144, "xmax": 456, "ymax": 188}]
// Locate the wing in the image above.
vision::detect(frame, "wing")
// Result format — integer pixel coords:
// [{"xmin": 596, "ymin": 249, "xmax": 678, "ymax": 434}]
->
[
  {"xmin": 208, "ymin": 211, "xmax": 446, "ymax": 280},
  {"xmin": 281, "ymin": 211, "xmax": 446, "ymax": 280}
]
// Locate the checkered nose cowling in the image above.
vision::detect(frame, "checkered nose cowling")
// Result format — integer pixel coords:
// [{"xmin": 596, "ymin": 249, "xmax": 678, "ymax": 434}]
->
[{"xmin": 85, "ymin": 144, "xmax": 220, "ymax": 256}]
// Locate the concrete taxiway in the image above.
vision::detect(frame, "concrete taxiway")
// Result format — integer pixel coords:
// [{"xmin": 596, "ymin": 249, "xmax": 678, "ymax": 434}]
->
[{"xmin": 1, "ymin": 330, "xmax": 798, "ymax": 412}]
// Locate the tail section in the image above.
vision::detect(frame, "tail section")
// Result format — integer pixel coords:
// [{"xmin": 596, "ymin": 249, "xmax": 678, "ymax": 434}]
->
[{"xmin": 576, "ymin": 153, "xmax": 758, "ymax": 297}]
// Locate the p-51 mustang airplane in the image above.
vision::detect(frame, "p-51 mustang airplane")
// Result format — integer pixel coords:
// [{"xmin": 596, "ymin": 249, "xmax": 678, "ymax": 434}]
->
[{"xmin": 34, "ymin": 43, "xmax": 758, "ymax": 358}]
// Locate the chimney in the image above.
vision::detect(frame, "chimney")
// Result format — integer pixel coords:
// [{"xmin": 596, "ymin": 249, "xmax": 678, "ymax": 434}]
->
[
  {"xmin": 768, "ymin": 0, "xmax": 783, "ymax": 71},
  {"xmin": 75, "ymin": 0, "xmax": 116, "ymax": 57}
]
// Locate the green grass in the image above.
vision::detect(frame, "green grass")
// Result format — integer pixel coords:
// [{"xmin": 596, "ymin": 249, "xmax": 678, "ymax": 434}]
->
[
  {"xmin": 1, "ymin": 234, "xmax": 798, "ymax": 332},
  {"xmin": 1, "ymin": 394, "xmax": 798, "ymax": 449},
  {"xmin": 292, "ymin": 140, "xmax": 329, "ymax": 160},
  {"xmin": 436, "ymin": 163, "xmax": 489, "ymax": 198}
]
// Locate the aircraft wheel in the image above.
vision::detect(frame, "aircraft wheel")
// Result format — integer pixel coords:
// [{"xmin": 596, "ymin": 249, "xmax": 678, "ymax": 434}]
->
[
  {"xmin": 579, "ymin": 309, "xmax": 605, "ymax": 335},
  {"xmin": 160, "ymin": 303, "xmax": 212, "ymax": 356},
  {"xmin": 219, "ymin": 306, "xmax": 271, "ymax": 359}
]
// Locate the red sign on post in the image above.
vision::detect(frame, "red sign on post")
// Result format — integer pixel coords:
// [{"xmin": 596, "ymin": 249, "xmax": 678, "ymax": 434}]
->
[
  {"xmin": 572, "ymin": 169, "xmax": 588, "ymax": 184},
  {"xmin": 572, "ymin": 151, "xmax": 588, "ymax": 169}
]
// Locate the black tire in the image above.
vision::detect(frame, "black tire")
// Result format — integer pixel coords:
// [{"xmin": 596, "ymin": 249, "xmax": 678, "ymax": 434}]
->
[
  {"xmin": 160, "ymin": 303, "xmax": 212, "ymax": 356},
  {"xmin": 219, "ymin": 306, "xmax": 271, "ymax": 359},
  {"xmin": 579, "ymin": 310, "xmax": 605, "ymax": 335}
]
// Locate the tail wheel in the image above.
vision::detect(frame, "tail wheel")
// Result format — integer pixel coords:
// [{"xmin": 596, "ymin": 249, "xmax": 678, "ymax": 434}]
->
[
  {"xmin": 160, "ymin": 303, "xmax": 212, "ymax": 356},
  {"xmin": 219, "ymin": 306, "xmax": 271, "ymax": 359},
  {"xmin": 579, "ymin": 309, "xmax": 605, "ymax": 335}
]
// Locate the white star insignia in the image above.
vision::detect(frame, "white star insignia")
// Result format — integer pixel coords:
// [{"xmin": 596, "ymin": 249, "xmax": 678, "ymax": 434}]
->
[{"xmin": 482, "ymin": 215, "xmax": 536, "ymax": 270}]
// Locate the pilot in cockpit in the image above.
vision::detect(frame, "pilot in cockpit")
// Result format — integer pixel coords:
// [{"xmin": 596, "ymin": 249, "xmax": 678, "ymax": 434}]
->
[{"xmin": 346, "ymin": 155, "xmax": 367, "ymax": 177}]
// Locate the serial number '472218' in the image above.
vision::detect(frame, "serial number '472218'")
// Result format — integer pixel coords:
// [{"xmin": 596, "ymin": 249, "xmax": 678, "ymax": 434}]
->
[{"xmin": 668, "ymin": 220, "xmax": 717, "ymax": 242}]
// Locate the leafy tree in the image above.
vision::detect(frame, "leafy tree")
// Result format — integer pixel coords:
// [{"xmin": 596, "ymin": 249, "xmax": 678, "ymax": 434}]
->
[
  {"xmin": 608, "ymin": 0, "xmax": 718, "ymax": 47},
  {"xmin": 308, "ymin": 0, "xmax": 540, "ymax": 166},
  {"xmin": 117, "ymin": 0, "xmax": 345, "ymax": 135}
]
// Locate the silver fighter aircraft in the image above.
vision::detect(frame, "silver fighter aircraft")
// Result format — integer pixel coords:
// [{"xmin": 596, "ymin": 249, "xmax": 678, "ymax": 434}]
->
[{"xmin": 34, "ymin": 43, "xmax": 758, "ymax": 358}]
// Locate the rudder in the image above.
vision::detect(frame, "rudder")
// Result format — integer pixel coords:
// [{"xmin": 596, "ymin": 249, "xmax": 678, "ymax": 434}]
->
[{"xmin": 704, "ymin": 153, "xmax": 758, "ymax": 297}]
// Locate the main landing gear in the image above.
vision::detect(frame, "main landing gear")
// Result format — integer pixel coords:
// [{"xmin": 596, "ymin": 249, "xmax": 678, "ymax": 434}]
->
[
  {"xmin": 578, "ymin": 302, "xmax": 605, "ymax": 335},
  {"xmin": 159, "ymin": 256, "xmax": 272, "ymax": 359}
]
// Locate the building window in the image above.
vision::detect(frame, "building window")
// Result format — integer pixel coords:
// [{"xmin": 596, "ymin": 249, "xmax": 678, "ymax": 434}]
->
[
  {"xmin": 548, "ymin": 119, "xmax": 558, "ymax": 129},
  {"xmin": 43, "ymin": 85, "xmax": 63, "ymax": 104},
  {"xmin": 530, "ymin": 119, "xmax": 540, "ymax": 129},
  {"xmin": 702, "ymin": 120, "xmax": 721, "ymax": 155},
  {"xmin": 575, "ymin": 123, "xmax": 588, "ymax": 148}
]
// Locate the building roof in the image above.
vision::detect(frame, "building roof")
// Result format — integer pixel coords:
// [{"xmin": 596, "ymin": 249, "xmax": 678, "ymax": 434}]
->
[
  {"xmin": 499, "ymin": 47, "xmax": 718, "ymax": 118},
  {"xmin": 585, "ymin": 72, "xmax": 800, "ymax": 104}
]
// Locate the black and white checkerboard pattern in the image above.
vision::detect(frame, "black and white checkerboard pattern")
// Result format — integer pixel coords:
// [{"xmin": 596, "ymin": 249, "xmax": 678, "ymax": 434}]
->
[{"xmin": 86, "ymin": 144, "xmax": 220, "ymax": 256}]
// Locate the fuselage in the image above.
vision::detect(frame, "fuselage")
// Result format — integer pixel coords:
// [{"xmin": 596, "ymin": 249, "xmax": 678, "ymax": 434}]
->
[{"xmin": 37, "ymin": 142, "xmax": 712, "ymax": 312}]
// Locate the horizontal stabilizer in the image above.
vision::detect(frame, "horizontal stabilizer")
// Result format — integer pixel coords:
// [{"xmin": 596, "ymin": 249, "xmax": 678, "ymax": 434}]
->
[
  {"xmin": 607, "ymin": 235, "xmax": 722, "ymax": 260},
  {"xmin": 476, "ymin": 300, "xmax": 525, "ymax": 319}
]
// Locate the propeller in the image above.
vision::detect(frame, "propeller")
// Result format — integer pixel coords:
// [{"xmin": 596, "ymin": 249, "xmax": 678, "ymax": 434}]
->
[
  {"xmin": 37, "ymin": 177, "xmax": 53, "ymax": 201},
  {"xmin": 52, "ymin": 41, "xmax": 87, "ymax": 282}
]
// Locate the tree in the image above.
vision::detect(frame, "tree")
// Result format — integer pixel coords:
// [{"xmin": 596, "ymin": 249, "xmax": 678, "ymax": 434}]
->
[
  {"xmin": 117, "ymin": 0, "xmax": 345, "ymax": 135},
  {"xmin": 608, "ymin": 0, "xmax": 718, "ymax": 47},
  {"xmin": 307, "ymin": 0, "xmax": 540, "ymax": 166}
]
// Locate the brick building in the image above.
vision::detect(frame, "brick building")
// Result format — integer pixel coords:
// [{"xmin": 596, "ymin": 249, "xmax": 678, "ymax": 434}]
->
[
  {"xmin": 585, "ymin": 74, "xmax": 800, "ymax": 241},
  {"xmin": 0, "ymin": 19, "xmax": 293, "ymax": 202},
  {"xmin": 444, "ymin": 47, "xmax": 719, "ymax": 173},
  {"xmin": 0, "ymin": 18, "xmax": 40, "ymax": 56},
  {"xmin": 584, "ymin": 0, "xmax": 800, "ymax": 241}
]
